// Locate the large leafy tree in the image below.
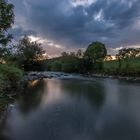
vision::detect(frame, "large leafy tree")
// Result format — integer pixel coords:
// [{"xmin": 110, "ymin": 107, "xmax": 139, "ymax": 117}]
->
[
  {"xmin": 15, "ymin": 36, "xmax": 45, "ymax": 65},
  {"xmin": 84, "ymin": 41, "xmax": 107, "ymax": 62},
  {"xmin": 0, "ymin": 0, "xmax": 14, "ymax": 45},
  {"xmin": 84, "ymin": 41, "xmax": 107, "ymax": 71}
]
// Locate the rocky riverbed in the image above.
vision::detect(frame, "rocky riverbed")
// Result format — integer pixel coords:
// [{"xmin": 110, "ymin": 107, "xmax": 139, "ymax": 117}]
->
[
  {"xmin": 23, "ymin": 71, "xmax": 140, "ymax": 82},
  {"xmin": 23, "ymin": 72, "xmax": 73, "ymax": 81}
]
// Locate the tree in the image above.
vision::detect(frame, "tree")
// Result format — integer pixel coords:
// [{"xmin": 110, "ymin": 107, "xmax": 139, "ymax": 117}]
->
[
  {"xmin": 0, "ymin": 0, "xmax": 14, "ymax": 46},
  {"xmin": 118, "ymin": 48, "xmax": 140, "ymax": 59},
  {"xmin": 0, "ymin": 0, "xmax": 14, "ymax": 61},
  {"xmin": 69, "ymin": 52, "xmax": 76, "ymax": 57},
  {"xmin": 115, "ymin": 48, "xmax": 140, "ymax": 71},
  {"xmin": 84, "ymin": 41, "xmax": 107, "ymax": 71},
  {"xmin": 15, "ymin": 36, "xmax": 45, "ymax": 66},
  {"xmin": 61, "ymin": 52, "xmax": 68, "ymax": 57},
  {"xmin": 115, "ymin": 54, "xmax": 122, "ymax": 70},
  {"xmin": 118, "ymin": 48, "xmax": 129, "ymax": 59},
  {"xmin": 84, "ymin": 41, "xmax": 107, "ymax": 62},
  {"xmin": 76, "ymin": 49, "xmax": 83, "ymax": 58}
]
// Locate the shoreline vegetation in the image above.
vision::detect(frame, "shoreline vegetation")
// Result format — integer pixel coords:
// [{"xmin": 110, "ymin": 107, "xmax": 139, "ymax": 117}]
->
[{"xmin": 40, "ymin": 56, "xmax": 140, "ymax": 77}]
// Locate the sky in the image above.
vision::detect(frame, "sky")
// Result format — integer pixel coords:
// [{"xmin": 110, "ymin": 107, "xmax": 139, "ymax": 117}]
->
[{"xmin": 10, "ymin": 0, "xmax": 140, "ymax": 57}]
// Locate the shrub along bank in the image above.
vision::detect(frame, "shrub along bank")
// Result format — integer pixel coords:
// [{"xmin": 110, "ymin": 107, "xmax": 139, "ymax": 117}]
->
[{"xmin": 0, "ymin": 64, "xmax": 23, "ymax": 96}]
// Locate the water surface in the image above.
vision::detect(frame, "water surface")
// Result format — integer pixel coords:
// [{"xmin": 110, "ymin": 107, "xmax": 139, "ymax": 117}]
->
[{"xmin": 1, "ymin": 74, "xmax": 140, "ymax": 140}]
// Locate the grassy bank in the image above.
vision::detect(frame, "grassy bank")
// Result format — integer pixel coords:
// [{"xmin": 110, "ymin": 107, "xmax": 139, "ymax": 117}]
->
[{"xmin": 103, "ymin": 57, "xmax": 140, "ymax": 76}]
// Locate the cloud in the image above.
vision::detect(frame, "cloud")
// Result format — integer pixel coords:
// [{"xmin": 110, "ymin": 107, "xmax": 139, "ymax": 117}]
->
[
  {"xmin": 10, "ymin": 0, "xmax": 140, "ymax": 56},
  {"xmin": 10, "ymin": 27, "xmax": 37, "ymax": 41}
]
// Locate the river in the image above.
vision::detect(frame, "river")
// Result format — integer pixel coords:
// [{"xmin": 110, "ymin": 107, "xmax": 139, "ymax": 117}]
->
[{"xmin": 0, "ymin": 73, "xmax": 140, "ymax": 140}]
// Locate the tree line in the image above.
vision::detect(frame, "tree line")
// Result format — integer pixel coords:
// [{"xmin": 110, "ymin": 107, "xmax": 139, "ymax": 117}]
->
[
  {"xmin": 40, "ymin": 42, "xmax": 106, "ymax": 73},
  {"xmin": 43, "ymin": 43, "xmax": 140, "ymax": 74}
]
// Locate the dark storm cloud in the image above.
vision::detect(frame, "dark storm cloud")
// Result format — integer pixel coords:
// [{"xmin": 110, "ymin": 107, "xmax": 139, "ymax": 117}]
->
[
  {"xmin": 10, "ymin": 27, "xmax": 37, "ymax": 41},
  {"xmin": 10, "ymin": 0, "xmax": 140, "ymax": 52}
]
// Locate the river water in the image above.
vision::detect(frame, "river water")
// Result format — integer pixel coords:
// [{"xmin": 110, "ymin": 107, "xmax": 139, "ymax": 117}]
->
[{"xmin": 1, "ymin": 73, "xmax": 140, "ymax": 140}]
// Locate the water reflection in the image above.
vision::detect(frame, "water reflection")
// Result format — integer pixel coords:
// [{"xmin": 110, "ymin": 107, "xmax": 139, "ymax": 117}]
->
[
  {"xmin": 57, "ymin": 79, "xmax": 106, "ymax": 108},
  {"xmin": 1, "ymin": 77, "xmax": 140, "ymax": 140},
  {"xmin": 18, "ymin": 80, "xmax": 45, "ymax": 114},
  {"xmin": 41, "ymin": 79, "xmax": 65, "ymax": 106}
]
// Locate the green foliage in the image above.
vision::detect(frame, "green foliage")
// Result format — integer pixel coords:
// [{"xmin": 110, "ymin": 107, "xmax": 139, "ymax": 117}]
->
[
  {"xmin": 84, "ymin": 41, "xmax": 107, "ymax": 72},
  {"xmin": 78, "ymin": 58, "xmax": 93, "ymax": 73},
  {"xmin": 0, "ymin": 0, "xmax": 14, "ymax": 66},
  {"xmin": 65, "ymin": 50, "xmax": 93, "ymax": 73},
  {"xmin": 0, "ymin": 0, "xmax": 24, "ymax": 108},
  {"xmin": 0, "ymin": 73, "xmax": 5, "ymax": 93},
  {"xmin": 84, "ymin": 41, "xmax": 107, "ymax": 62},
  {"xmin": 118, "ymin": 48, "xmax": 140, "ymax": 59},
  {"xmin": 14, "ymin": 36, "xmax": 45, "ymax": 67},
  {"xmin": 0, "ymin": 64, "xmax": 23, "ymax": 94},
  {"xmin": 48, "ymin": 56, "xmax": 81, "ymax": 73},
  {"xmin": 76, "ymin": 49, "xmax": 83, "ymax": 58},
  {"xmin": 43, "ymin": 55, "xmax": 93, "ymax": 73},
  {"xmin": 51, "ymin": 61, "xmax": 62, "ymax": 71},
  {"xmin": 61, "ymin": 56, "xmax": 80, "ymax": 73},
  {"xmin": 61, "ymin": 52, "xmax": 68, "ymax": 57},
  {"xmin": 0, "ymin": 64, "xmax": 23, "ymax": 79},
  {"xmin": 0, "ymin": 0, "xmax": 14, "ymax": 46},
  {"xmin": 115, "ymin": 48, "xmax": 140, "ymax": 71},
  {"xmin": 103, "ymin": 57, "xmax": 140, "ymax": 76}
]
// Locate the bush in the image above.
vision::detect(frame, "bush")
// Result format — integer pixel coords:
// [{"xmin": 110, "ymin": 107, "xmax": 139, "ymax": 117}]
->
[
  {"xmin": 0, "ymin": 64, "xmax": 23, "ymax": 94},
  {"xmin": 60, "ymin": 56, "xmax": 80, "ymax": 73},
  {"xmin": 42, "ymin": 56, "xmax": 93, "ymax": 73}
]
